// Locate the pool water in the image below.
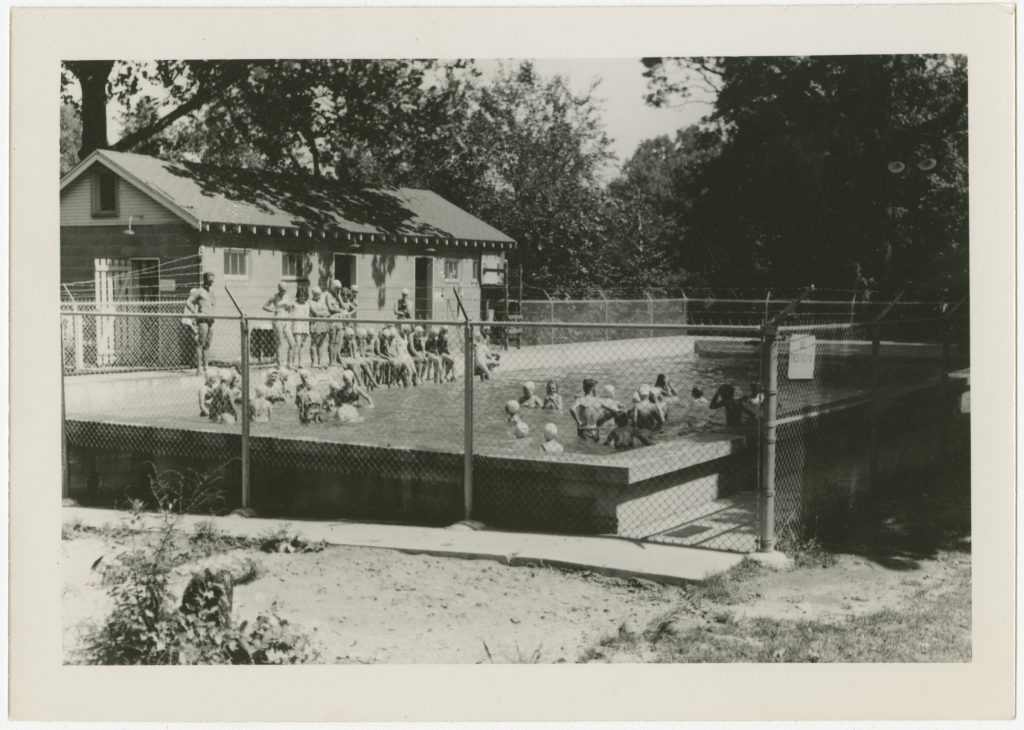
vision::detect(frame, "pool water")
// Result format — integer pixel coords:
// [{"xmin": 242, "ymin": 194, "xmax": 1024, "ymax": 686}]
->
[{"xmin": 71, "ymin": 354, "xmax": 759, "ymax": 457}]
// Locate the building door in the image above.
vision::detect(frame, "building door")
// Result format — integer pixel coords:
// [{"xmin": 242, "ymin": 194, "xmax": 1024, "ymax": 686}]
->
[
  {"xmin": 94, "ymin": 258, "xmax": 131, "ymax": 367},
  {"xmin": 333, "ymin": 254, "xmax": 356, "ymax": 289},
  {"xmin": 130, "ymin": 258, "xmax": 160, "ymax": 301},
  {"xmin": 414, "ymin": 257, "xmax": 432, "ymax": 320}
]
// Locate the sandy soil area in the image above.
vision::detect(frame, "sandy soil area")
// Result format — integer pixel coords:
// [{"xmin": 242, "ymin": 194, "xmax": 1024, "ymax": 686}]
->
[
  {"xmin": 62, "ymin": 535, "xmax": 686, "ymax": 664},
  {"xmin": 62, "ymin": 529, "xmax": 968, "ymax": 664}
]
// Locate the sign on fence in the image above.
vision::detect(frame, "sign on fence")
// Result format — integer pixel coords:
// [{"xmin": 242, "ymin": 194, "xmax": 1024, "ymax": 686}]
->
[{"xmin": 787, "ymin": 333, "xmax": 816, "ymax": 379}]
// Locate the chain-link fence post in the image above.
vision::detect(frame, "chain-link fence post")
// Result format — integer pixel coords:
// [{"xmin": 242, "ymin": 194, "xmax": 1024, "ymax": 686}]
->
[
  {"xmin": 757, "ymin": 323, "xmax": 779, "ymax": 552},
  {"xmin": 463, "ymin": 320, "xmax": 474, "ymax": 520},
  {"xmin": 61, "ymin": 319, "xmax": 69, "ymax": 501},
  {"xmin": 239, "ymin": 315, "xmax": 251, "ymax": 509},
  {"xmin": 868, "ymin": 322, "xmax": 882, "ymax": 486},
  {"xmin": 680, "ymin": 289, "xmax": 688, "ymax": 326}
]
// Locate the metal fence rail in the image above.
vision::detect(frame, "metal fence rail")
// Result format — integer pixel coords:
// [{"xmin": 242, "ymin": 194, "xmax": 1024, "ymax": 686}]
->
[{"xmin": 60, "ymin": 299, "xmax": 969, "ymax": 555}]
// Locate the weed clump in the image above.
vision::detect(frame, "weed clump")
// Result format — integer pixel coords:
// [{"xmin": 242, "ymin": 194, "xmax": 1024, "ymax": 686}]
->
[{"xmin": 82, "ymin": 466, "xmax": 320, "ymax": 665}]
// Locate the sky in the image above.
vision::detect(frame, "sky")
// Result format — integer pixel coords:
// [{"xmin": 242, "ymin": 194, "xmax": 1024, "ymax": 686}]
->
[
  {"xmin": 99, "ymin": 58, "xmax": 714, "ymax": 175},
  {"xmin": 476, "ymin": 58, "xmax": 713, "ymax": 168}
]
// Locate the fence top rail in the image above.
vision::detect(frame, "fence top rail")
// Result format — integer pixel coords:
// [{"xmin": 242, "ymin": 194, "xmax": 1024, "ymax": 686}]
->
[
  {"xmin": 61, "ymin": 311, "xmax": 243, "ymax": 321},
  {"xmin": 777, "ymin": 315, "xmax": 959, "ymax": 332},
  {"xmin": 247, "ymin": 316, "xmax": 469, "ymax": 328},
  {"xmin": 476, "ymin": 320, "xmax": 762, "ymax": 332}
]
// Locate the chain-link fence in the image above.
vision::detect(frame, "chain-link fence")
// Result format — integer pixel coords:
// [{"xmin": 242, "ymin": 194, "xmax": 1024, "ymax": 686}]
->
[
  {"xmin": 469, "ymin": 321, "xmax": 763, "ymax": 552},
  {"xmin": 61, "ymin": 299, "xmax": 969, "ymax": 556}
]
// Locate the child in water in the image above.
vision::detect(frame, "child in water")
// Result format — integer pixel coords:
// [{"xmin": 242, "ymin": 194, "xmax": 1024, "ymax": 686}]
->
[
  {"xmin": 250, "ymin": 385, "xmax": 272, "ymax": 423},
  {"xmin": 505, "ymin": 399, "xmax": 525, "ymax": 427},
  {"xmin": 295, "ymin": 369, "xmax": 323, "ymax": 424},
  {"xmin": 605, "ymin": 411, "xmax": 654, "ymax": 450},
  {"xmin": 691, "ymin": 386, "xmax": 710, "ymax": 407},
  {"xmin": 198, "ymin": 369, "xmax": 217, "ymax": 417},
  {"xmin": 541, "ymin": 423, "xmax": 564, "ymax": 454},
  {"xmin": 208, "ymin": 374, "xmax": 237, "ymax": 425},
  {"xmin": 542, "ymin": 380, "xmax": 563, "ymax": 410},
  {"xmin": 519, "ymin": 381, "xmax": 544, "ymax": 408}
]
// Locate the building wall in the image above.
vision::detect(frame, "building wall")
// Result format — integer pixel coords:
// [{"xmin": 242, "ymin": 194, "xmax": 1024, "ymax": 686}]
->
[
  {"xmin": 197, "ymin": 233, "xmax": 500, "ymax": 323},
  {"xmin": 60, "ymin": 224, "xmax": 200, "ymax": 294},
  {"xmin": 60, "ymin": 171, "xmax": 187, "ymax": 227}
]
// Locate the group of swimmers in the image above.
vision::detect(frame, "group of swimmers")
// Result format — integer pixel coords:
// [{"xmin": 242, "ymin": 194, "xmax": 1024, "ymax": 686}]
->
[
  {"xmin": 198, "ymin": 364, "xmax": 377, "ymax": 426},
  {"xmin": 499, "ymin": 376, "xmax": 764, "ymax": 453}
]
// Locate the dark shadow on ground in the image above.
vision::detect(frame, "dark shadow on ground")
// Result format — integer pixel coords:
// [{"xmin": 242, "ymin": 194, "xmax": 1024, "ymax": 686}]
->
[{"xmin": 818, "ymin": 459, "xmax": 971, "ymax": 569}]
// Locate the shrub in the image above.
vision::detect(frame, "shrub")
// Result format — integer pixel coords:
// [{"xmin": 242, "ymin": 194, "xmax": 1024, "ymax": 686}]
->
[{"xmin": 83, "ymin": 466, "xmax": 321, "ymax": 665}]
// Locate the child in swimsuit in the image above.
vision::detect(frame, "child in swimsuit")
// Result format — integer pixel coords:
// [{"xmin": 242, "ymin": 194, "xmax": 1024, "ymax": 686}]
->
[
  {"xmin": 250, "ymin": 384, "xmax": 272, "ymax": 423},
  {"xmin": 542, "ymin": 380, "xmax": 563, "ymax": 410},
  {"xmin": 541, "ymin": 423, "xmax": 564, "ymax": 454},
  {"xmin": 519, "ymin": 381, "xmax": 543, "ymax": 408}
]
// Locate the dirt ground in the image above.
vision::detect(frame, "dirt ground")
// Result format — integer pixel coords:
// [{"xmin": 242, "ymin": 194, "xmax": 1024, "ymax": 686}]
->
[
  {"xmin": 62, "ymin": 528, "xmax": 968, "ymax": 664},
  {"xmin": 62, "ymin": 534, "xmax": 687, "ymax": 664}
]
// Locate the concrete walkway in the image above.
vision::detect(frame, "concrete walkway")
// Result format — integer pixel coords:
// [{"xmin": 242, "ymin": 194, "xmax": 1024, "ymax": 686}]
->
[{"xmin": 63, "ymin": 506, "xmax": 744, "ymax": 586}]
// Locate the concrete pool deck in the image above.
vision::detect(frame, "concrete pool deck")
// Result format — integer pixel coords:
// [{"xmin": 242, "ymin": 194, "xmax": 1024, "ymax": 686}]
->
[{"xmin": 62, "ymin": 506, "xmax": 746, "ymax": 586}]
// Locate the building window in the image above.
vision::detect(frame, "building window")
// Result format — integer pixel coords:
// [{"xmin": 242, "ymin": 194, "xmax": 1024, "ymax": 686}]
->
[
  {"xmin": 129, "ymin": 258, "xmax": 160, "ymax": 300},
  {"xmin": 91, "ymin": 170, "xmax": 118, "ymax": 217},
  {"xmin": 444, "ymin": 258, "xmax": 460, "ymax": 281},
  {"xmin": 472, "ymin": 257, "xmax": 481, "ymax": 283},
  {"xmin": 223, "ymin": 249, "xmax": 249, "ymax": 279},
  {"xmin": 282, "ymin": 252, "xmax": 304, "ymax": 280}
]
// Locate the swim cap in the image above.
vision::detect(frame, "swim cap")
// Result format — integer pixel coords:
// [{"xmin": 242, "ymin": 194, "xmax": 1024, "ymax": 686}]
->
[
  {"xmin": 515, "ymin": 421, "xmax": 530, "ymax": 439},
  {"xmin": 346, "ymin": 327, "xmax": 356, "ymax": 337},
  {"xmin": 311, "ymin": 286, "xmax": 322, "ymax": 295},
  {"xmin": 299, "ymin": 368, "xmax": 311, "ymax": 379},
  {"xmin": 638, "ymin": 384, "xmax": 652, "ymax": 397},
  {"xmin": 524, "ymin": 381, "xmax": 536, "ymax": 391},
  {"xmin": 505, "ymin": 399, "xmax": 520, "ymax": 415},
  {"xmin": 402, "ymin": 287, "xmax": 410, "ymax": 296},
  {"xmin": 414, "ymin": 325, "xmax": 424, "ymax": 334},
  {"xmin": 603, "ymin": 385, "xmax": 616, "ymax": 397},
  {"xmin": 342, "ymin": 369, "xmax": 356, "ymax": 384},
  {"xmin": 544, "ymin": 423, "xmax": 558, "ymax": 439},
  {"xmin": 332, "ymin": 279, "xmax": 341, "ymax": 289},
  {"xmin": 255, "ymin": 385, "xmax": 267, "ymax": 397},
  {"xmin": 430, "ymin": 325, "xmax": 439, "ymax": 334},
  {"xmin": 351, "ymin": 284, "xmax": 359, "ymax": 292},
  {"xmin": 356, "ymin": 327, "xmax": 367, "ymax": 338}
]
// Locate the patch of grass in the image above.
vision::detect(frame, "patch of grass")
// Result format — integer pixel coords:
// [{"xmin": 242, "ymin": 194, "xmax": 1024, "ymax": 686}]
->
[
  {"xmin": 257, "ymin": 526, "xmax": 327, "ymax": 554},
  {"xmin": 777, "ymin": 534, "xmax": 839, "ymax": 569},
  {"xmin": 687, "ymin": 557, "xmax": 764, "ymax": 607},
  {"xmin": 480, "ymin": 639, "xmax": 544, "ymax": 664},
  {"xmin": 583, "ymin": 554, "xmax": 970, "ymax": 664}
]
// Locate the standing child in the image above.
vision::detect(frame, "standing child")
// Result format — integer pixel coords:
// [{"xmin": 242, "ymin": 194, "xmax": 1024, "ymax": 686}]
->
[
  {"xmin": 424, "ymin": 326, "xmax": 443, "ymax": 384},
  {"xmin": 437, "ymin": 326, "xmax": 456, "ymax": 382},
  {"xmin": 308, "ymin": 286, "xmax": 330, "ymax": 368},
  {"xmin": 291, "ymin": 289, "xmax": 311, "ymax": 369}
]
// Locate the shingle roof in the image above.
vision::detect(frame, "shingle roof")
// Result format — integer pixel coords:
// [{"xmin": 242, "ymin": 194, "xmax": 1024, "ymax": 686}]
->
[{"xmin": 64, "ymin": 150, "xmax": 515, "ymax": 246}]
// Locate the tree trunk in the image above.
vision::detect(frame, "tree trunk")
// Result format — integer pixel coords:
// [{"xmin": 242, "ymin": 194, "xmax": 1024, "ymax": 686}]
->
[{"xmin": 67, "ymin": 61, "xmax": 115, "ymax": 158}]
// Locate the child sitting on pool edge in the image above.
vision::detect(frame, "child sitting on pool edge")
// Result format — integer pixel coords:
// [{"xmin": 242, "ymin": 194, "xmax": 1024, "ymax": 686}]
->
[
  {"xmin": 542, "ymin": 380, "xmax": 563, "ymax": 410},
  {"xmin": 541, "ymin": 423, "xmax": 564, "ymax": 454},
  {"xmin": 519, "ymin": 381, "xmax": 543, "ymax": 408}
]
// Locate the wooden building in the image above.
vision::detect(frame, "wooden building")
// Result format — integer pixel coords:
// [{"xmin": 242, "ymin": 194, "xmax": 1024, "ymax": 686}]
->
[{"xmin": 60, "ymin": 150, "xmax": 515, "ymax": 328}]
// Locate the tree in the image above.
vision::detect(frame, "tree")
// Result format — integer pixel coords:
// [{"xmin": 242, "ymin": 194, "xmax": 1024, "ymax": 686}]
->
[
  {"xmin": 642, "ymin": 56, "xmax": 968, "ymax": 293},
  {"xmin": 438, "ymin": 63, "xmax": 615, "ymax": 294},
  {"xmin": 60, "ymin": 60, "xmax": 475, "ymax": 179},
  {"xmin": 60, "ymin": 104, "xmax": 82, "ymax": 175}
]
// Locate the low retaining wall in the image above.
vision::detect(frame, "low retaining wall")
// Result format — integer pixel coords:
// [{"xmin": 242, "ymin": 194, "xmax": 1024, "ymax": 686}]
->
[{"xmin": 65, "ymin": 419, "xmax": 753, "ymax": 536}]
